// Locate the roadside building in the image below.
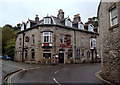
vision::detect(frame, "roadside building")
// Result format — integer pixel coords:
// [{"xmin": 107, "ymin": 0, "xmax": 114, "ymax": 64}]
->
[
  {"xmin": 15, "ymin": 9, "xmax": 99, "ymax": 64},
  {"xmin": 98, "ymin": 1, "xmax": 120, "ymax": 84}
]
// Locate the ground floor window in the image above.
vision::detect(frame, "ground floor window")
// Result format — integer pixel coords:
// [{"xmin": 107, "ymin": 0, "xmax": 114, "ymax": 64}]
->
[
  {"xmin": 25, "ymin": 50, "xmax": 28, "ymax": 59},
  {"xmin": 43, "ymin": 53, "xmax": 51, "ymax": 58},
  {"xmin": 31, "ymin": 49, "xmax": 35, "ymax": 59},
  {"xmin": 76, "ymin": 48, "xmax": 80, "ymax": 60},
  {"xmin": 87, "ymin": 51, "xmax": 90, "ymax": 58},
  {"xmin": 67, "ymin": 49, "xmax": 73, "ymax": 58},
  {"xmin": 81, "ymin": 49, "xmax": 84, "ymax": 56}
]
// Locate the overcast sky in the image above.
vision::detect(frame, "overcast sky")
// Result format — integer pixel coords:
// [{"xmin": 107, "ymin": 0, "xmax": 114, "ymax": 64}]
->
[{"xmin": 0, "ymin": 0, "xmax": 100, "ymax": 27}]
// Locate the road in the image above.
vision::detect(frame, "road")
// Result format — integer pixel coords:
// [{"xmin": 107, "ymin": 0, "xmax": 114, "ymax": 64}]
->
[{"xmin": 9, "ymin": 63, "xmax": 106, "ymax": 84}]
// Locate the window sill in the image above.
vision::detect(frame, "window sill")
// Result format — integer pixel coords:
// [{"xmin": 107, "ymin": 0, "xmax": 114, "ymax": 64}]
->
[{"xmin": 109, "ymin": 24, "xmax": 119, "ymax": 30}]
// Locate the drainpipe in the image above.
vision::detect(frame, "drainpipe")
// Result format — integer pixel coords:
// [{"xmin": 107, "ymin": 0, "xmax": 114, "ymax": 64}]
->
[
  {"xmin": 22, "ymin": 32, "xmax": 25, "ymax": 62},
  {"xmin": 74, "ymin": 30, "xmax": 76, "ymax": 63}
]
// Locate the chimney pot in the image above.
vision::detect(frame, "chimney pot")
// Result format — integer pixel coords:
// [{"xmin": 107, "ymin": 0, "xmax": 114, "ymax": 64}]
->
[{"xmin": 57, "ymin": 9, "xmax": 64, "ymax": 19}]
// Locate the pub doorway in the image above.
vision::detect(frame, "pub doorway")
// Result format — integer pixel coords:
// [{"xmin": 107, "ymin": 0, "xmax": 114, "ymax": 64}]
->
[{"xmin": 59, "ymin": 49, "xmax": 64, "ymax": 63}]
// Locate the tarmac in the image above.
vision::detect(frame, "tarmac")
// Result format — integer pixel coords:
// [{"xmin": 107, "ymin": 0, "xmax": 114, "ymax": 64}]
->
[{"xmin": 2, "ymin": 59, "xmax": 117, "ymax": 85}]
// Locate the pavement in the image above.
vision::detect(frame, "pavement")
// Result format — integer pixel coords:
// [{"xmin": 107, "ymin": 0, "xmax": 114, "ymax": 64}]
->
[
  {"xmin": 2, "ymin": 59, "xmax": 46, "ymax": 84},
  {"xmin": 1, "ymin": 59, "xmax": 115, "ymax": 85}
]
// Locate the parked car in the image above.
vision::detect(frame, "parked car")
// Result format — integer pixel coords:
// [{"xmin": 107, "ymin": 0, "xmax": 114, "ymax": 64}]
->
[
  {"xmin": 0, "ymin": 55, "xmax": 12, "ymax": 60},
  {"xmin": 6, "ymin": 56, "xmax": 12, "ymax": 60},
  {"xmin": 0, "ymin": 56, "xmax": 4, "ymax": 59}
]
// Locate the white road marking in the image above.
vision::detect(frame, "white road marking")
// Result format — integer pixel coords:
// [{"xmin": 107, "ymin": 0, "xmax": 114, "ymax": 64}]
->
[
  {"xmin": 7, "ymin": 69, "xmax": 25, "ymax": 85},
  {"xmin": 30, "ymin": 68, "xmax": 34, "ymax": 70},
  {"xmin": 54, "ymin": 70, "xmax": 60, "ymax": 74},
  {"xmin": 53, "ymin": 78, "xmax": 61, "ymax": 85},
  {"xmin": 54, "ymin": 68, "xmax": 69, "ymax": 74}
]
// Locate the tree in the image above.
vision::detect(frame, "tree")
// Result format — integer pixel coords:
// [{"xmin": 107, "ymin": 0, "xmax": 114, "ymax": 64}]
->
[
  {"xmin": 86, "ymin": 17, "xmax": 98, "ymax": 27},
  {"xmin": 2, "ymin": 24, "xmax": 18, "ymax": 58},
  {"xmin": 5, "ymin": 39, "xmax": 16, "ymax": 60}
]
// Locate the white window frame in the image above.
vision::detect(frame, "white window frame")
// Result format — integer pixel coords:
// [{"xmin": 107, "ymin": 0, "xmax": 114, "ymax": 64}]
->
[
  {"xmin": 26, "ymin": 21, "xmax": 30, "ymax": 29},
  {"xmin": 78, "ymin": 22, "xmax": 84, "ymax": 30},
  {"xmin": 44, "ymin": 18, "xmax": 51, "ymax": 24},
  {"xmin": 32, "ymin": 35, "xmax": 35, "ymax": 44},
  {"xmin": 110, "ymin": 7, "xmax": 118, "ymax": 26},
  {"xmin": 60, "ymin": 34, "xmax": 64, "ymax": 43},
  {"xmin": 65, "ymin": 19, "xmax": 72, "ymax": 27},
  {"xmin": 90, "ymin": 38, "xmax": 96, "ymax": 48},
  {"xmin": 42, "ymin": 32, "xmax": 52, "ymax": 43}
]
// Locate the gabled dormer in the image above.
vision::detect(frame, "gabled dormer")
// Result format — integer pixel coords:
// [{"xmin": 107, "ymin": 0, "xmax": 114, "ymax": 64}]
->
[
  {"xmin": 21, "ymin": 22, "xmax": 26, "ymax": 31},
  {"xmin": 26, "ymin": 20, "xmax": 31, "ymax": 29},
  {"xmin": 78, "ymin": 22, "xmax": 84, "ymax": 30},
  {"xmin": 65, "ymin": 18, "xmax": 72, "ymax": 27},
  {"xmin": 88, "ymin": 24, "xmax": 94, "ymax": 32},
  {"xmin": 44, "ymin": 17, "xmax": 52, "ymax": 24}
]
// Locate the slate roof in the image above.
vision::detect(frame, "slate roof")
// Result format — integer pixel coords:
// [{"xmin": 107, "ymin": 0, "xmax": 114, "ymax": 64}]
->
[{"xmin": 18, "ymin": 16, "xmax": 99, "ymax": 35}]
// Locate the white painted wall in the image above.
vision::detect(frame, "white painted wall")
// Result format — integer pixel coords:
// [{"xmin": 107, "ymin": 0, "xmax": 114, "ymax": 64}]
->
[
  {"xmin": 65, "ymin": 19, "xmax": 72, "ymax": 27},
  {"xmin": 78, "ymin": 22, "xmax": 84, "ymax": 30},
  {"xmin": 26, "ymin": 21, "xmax": 30, "ymax": 29},
  {"xmin": 88, "ymin": 24, "xmax": 94, "ymax": 32},
  {"xmin": 21, "ymin": 24, "xmax": 24, "ymax": 31}
]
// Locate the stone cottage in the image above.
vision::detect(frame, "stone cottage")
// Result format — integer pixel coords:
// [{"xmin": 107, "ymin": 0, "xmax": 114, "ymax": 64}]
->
[
  {"xmin": 15, "ymin": 9, "xmax": 99, "ymax": 64},
  {"xmin": 98, "ymin": 1, "xmax": 120, "ymax": 84}
]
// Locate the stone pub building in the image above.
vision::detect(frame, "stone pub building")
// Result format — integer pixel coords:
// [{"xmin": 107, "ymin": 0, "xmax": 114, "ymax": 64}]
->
[{"xmin": 15, "ymin": 9, "xmax": 99, "ymax": 64}]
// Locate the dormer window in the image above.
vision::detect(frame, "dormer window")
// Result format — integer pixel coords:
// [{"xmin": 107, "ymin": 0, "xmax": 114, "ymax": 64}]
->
[
  {"xmin": 65, "ymin": 19, "xmax": 72, "ymax": 27},
  {"xmin": 44, "ymin": 17, "xmax": 51, "ymax": 24},
  {"xmin": 78, "ymin": 22, "xmax": 84, "ymax": 30},
  {"xmin": 88, "ymin": 24, "xmax": 94, "ymax": 32},
  {"xmin": 26, "ymin": 21, "xmax": 30, "ymax": 29}
]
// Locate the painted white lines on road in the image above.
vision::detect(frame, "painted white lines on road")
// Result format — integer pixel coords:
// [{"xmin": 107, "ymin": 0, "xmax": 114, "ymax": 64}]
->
[
  {"xmin": 30, "ymin": 68, "xmax": 35, "ymax": 70},
  {"xmin": 53, "ymin": 78, "xmax": 61, "ymax": 85},
  {"xmin": 53, "ymin": 68, "xmax": 69, "ymax": 84},
  {"xmin": 7, "ymin": 69, "xmax": 25, "ymax": 85},
  {"xmin": 54, "ymin": 68, "xmax": 69, "ymax": 74},
  {"xmin": 54, "ymin": 70, "xmax": 59, "ymax": 74}
]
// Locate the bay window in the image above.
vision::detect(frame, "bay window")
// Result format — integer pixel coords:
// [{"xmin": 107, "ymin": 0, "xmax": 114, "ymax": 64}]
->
[{"xmin": 42, "ymin": 32, "xmax": 52, "ymax": 43}]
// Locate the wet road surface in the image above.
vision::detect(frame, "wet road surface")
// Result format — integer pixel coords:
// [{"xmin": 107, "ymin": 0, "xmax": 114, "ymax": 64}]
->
[{"xmin": 11, "ymin": 63, "xmax": 106, "ymax": 84}]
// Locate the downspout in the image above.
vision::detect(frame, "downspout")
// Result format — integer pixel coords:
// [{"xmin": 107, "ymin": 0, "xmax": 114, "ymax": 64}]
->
[
  {"xmin": 22, "ymin": 32, "xmax": 25, "ymax": 62},
  {"xmin": 74, "ymin": 30, "xmax": 76, "ymax": 63}
]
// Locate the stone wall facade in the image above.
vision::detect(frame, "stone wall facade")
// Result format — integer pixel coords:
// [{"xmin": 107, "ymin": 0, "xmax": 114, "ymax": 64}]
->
[
  {"xmin": 15, "ymin": 25, "xmax": 99, "ymax": 64},
  {"xmin": 98, "ymin": 1, "xmax": 120, "ymax": 84}
]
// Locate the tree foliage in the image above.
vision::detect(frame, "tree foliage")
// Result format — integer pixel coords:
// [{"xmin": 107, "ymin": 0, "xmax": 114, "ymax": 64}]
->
[
  {"xmin": 87, "ymin": 17, "xmax": 98, "ymax": 27},
  {"xmin": 2, "ymin": 24, "xmax": 19, "ymax": 59}
]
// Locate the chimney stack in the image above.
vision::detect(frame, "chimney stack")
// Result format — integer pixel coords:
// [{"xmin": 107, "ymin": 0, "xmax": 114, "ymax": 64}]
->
[
  {"xmin": 35, "ymin": 15, "xmax": 39, "ymax": 21},
  {"xmin": 57, "ymin": 9, "xmax": 64, "ymax": 19},
  {"xmin": 73, "ymin": 14, "xmax": 81, "ymax": 23}
]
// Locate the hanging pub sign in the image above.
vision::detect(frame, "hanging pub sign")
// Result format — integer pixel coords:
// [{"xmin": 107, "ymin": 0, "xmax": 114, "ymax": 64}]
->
[
  {"xmin": 65, "ymin": 35, "xmax": 72, "ymax": 48},
  {"xmin": 25, "ymin": 36, "xmax": 30, "ymax": 42}
]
